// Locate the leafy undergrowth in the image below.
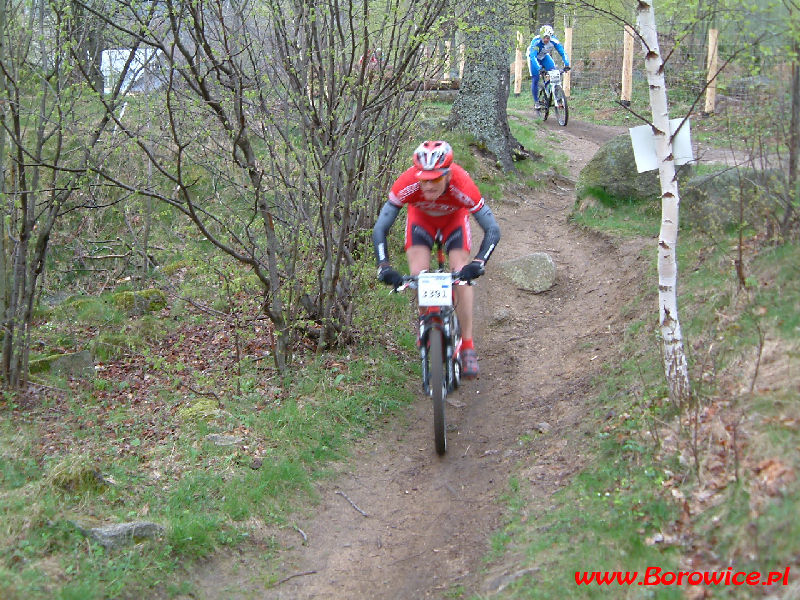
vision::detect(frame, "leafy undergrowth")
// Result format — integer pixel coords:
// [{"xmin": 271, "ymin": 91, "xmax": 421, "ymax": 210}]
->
[
  {"xmin": 0, "ymin": 117, "xmax": 557, "ymax": 599},
  {"xmin": 0, "ymin": 258, "xmax": 420, "ymax": 599},
  {"xmin": 478, "ymin": 209, "xmax": 800, "ymax": 598}
]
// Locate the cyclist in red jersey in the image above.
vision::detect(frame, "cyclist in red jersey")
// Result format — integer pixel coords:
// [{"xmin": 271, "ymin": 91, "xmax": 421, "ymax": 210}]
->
[{"xmin": 372, "ymin": 141, "xmax": 501, "ymax": 379}]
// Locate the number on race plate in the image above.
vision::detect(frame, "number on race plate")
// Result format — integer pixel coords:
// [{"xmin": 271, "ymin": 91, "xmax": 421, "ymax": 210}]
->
[
  {"xmin": 548, "ymin": 70, "xmax": 561, "ymax": 85},
  {"xmin": 417, "ymin": 272, "xmax": 453, "ymax": 307}
]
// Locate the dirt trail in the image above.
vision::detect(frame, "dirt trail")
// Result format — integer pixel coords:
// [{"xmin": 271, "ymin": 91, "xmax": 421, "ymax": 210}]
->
[{"xmin": 181, "ymin": 120, "xmax": 652, "ymax": 599}]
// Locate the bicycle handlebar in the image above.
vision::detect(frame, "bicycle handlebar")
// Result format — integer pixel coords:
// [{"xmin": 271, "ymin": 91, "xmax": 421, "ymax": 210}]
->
[{"xmin": 391, "ymin": 272, "xmax": 473, "ymax": 293}]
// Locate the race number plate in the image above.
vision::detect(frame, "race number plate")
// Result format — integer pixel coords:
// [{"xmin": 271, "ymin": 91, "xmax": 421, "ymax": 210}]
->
[
  {"xmin": 548, "ymin": 70, "xmax": 561, "ymax": 85},
  {"xmin": 417, "ymin": 272, "xmax": 452, "ymax": 307}
]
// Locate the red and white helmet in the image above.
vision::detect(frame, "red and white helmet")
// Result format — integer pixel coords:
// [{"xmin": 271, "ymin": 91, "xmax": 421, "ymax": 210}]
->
[{"xmin": 412, "ymin": 140, "xmax": 453, "ymax": 180}]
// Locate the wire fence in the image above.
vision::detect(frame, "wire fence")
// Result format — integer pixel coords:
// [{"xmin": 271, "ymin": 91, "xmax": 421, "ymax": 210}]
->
[
  {"xmin": 568, "ymin": 34, "xmax": 792, "ymax": 103},
  {"xmin": 423, "ymin": 23, "xmax": 793, "ymax": 112}
]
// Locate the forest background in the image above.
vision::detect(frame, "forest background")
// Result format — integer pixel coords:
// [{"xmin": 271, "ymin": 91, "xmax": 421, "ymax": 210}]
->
[{"xmin": 0, "ymin": 0, "xmax": 798, "ymax": 597}]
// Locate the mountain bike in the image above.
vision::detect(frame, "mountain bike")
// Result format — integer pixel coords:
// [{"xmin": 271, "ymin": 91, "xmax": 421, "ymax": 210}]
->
[
  {"xmin": 394, "ymin": 243, "xmax": 467, "ymax": 455},
  {"xmin": 535, "ymin": 68, "xmax": 569, "ymax": 126}
]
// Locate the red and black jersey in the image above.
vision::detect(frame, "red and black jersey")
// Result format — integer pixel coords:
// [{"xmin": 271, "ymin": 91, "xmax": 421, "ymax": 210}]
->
[{"xmin": 388, "ymin": 164, "xmax": 484, "ymax": 217}]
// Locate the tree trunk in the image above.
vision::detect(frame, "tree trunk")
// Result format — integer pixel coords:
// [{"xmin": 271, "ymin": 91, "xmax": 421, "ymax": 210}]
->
[
  {"xmin": 0, "ymin": 0, "xmax": 125, "ymax": 387},
  {"xmin": 783, "ymin": 38, "xmax": 799, "ymax": 237},
  {"xmin": 531, "ymin": 0, "xmax": 555, "ymax": 31},
  {"xmin": 448, "ymin": 0, "xmax": 522, "ymax": 171},
  {"xmin": 0, "ymin": 0, "xmax": 8, "ymax": 344},
  {"xmin": 636, "ymin": 0, "xmax": 692, "ymax": 403}
]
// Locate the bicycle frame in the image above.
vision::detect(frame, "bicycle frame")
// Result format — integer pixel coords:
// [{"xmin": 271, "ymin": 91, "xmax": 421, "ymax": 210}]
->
[
  {"xmin": 394, "ymin": 239, "xmax": 465, "ymax": 454},
  {"xmin": 419, "ymin": 302, "xmax": 461, "ymax": 397},
  {"xmin": 537, "ymin": 68, "xmax": 569, "ymax": 126},
  {"xmin": 400, "ymin": 242, "xmax": 463, "ymax": 397},
  {"xmin": 540, "ymin": 69, "xmax": 561, "ymax": 106}
]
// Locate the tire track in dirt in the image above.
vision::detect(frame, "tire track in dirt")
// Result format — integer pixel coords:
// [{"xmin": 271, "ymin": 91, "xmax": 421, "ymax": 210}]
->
[{"xmin": 177, "ymin": 120, "xmax": 652, "ymax": 599}]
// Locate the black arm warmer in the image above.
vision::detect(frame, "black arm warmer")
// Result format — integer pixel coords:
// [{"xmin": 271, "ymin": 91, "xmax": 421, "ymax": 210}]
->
[
  {"xmin": 473, "ymin": 204, "xmax": 501, "ymax": 263},
  {"xmin": 372, "ymin": 201, "xmax": 402, "ymax": 265}
]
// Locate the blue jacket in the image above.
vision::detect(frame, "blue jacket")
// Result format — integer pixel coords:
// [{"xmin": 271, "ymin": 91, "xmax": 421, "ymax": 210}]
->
[{"xmin": 527, "ymin": 36, "xmax": 570, "ymax": 72}]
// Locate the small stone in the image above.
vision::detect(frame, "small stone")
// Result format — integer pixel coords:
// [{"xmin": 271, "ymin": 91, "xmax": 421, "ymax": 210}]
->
[
  {"xmin": 491, "ymin": 307, "xmax": 513, "ymax": 326},
  {"xmin": 73, "ymin": 521, "xmax": 165, "ymax": 549},
  {"xmin": 205, "ymin": 434, "xmax": 243, "ymax": 446}
]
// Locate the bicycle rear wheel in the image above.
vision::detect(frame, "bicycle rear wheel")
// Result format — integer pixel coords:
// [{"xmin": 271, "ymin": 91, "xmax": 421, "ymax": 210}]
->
[
  {"xmin": 553, "ymin": 85, "xmax": 568, "ymax": 126},
  {"xmin": 429, "ymin": 328, "xmax": 447, "ymax": 455}
]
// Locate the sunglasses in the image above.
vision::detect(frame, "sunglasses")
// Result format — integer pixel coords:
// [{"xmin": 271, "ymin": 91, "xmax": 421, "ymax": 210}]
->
[{"xmin": 421, "ymin": 174, "xmax": 446, "ymax": 184}]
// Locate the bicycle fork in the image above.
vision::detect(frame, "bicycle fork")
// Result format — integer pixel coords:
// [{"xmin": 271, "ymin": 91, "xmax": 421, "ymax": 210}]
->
[
  {"xmin": 420, "ymin": 310, "xmax": 443, "ymax": 396},
  {"xmin": 420, "ymin": 308, "xmax": 461, "ymax": 396},
  {"xmin": 419, "ymin": 235, "xmax": 463, "ymax": 396}
]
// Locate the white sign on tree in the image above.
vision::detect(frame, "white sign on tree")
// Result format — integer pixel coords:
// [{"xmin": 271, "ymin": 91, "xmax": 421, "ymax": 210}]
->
[{"xmin": 629, "ymin": 118, "xmax": 694, "ymax": 173}]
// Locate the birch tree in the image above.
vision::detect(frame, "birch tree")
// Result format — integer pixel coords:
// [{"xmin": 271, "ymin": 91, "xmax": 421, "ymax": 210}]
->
[{"xmin": 636, "ymin": 0, "xmax": 691, "ymax": 403}]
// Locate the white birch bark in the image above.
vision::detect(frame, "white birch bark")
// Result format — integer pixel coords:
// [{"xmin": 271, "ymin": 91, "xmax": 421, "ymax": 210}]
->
[{"xmin": 636, "ymin": 0, "xmax": 692, "ymax": 402}]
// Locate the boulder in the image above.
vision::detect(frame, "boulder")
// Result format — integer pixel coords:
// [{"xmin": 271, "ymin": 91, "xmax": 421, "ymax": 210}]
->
[
  {"xmin": 499, "ymin": 253, "xmax": 556, "ymax": 293},
  {"xmin": 52, "ymin": 349, "xmax": 95, "ymax": 376},
  {"xmin": 31, "ymin": 349, "xmax": 95, "ymax": 376},
  {"xmin": 576, "ymin": 133, "xmax": 693, "ymax": 208},
  {"xmin": 681, "ymin": 167, "xmax": 787, "ymax": 232},
  {"xmin": 112, "ymin": 288, "xmax": 167, "ymax": 315}
]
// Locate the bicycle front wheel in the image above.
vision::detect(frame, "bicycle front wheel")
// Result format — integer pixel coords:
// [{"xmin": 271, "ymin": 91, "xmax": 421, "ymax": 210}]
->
[
  {"xmin": 429, "ymin": 328, "xmax": 447, "ymax": 455},
  {"xmin": 537, "ymin": 87, "xmax": 549, "ymax": 122},
  {"xmin": 553, "ymin": 85, "xmax": 568, "ymax": 126}
]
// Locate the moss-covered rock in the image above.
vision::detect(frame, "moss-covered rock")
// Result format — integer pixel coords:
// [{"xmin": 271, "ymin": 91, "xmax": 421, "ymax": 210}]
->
[
  {"xmin": 681, "ymin": 167, "xmax": 787, "ymax": 232},
  {"xmin": 112, "ymin": 288, "xmax": 168, "ymax": 315},
  {"xmin": 178, "ymin": 399, "xmax": 222, "ymax": 422},
  {"xmin": 90, "ymin": 332, "xmax": 135, "ymax": 362},
  {"xmin": 575, "ymin": 134, "xmax": 694, "ymax": 210},
  {"xmin": 160, "ymin": 259, "xmax": 192, "ymax": 276},
  {"xmin": 29, "ymin": 354, "xmax": 58, "ymax": 374},
  {"xmin": 52, "ymin": 350, "xmax": 95, "ymax": 376},
  {"xmin": 45, "ymin": 453, "xmax": 107, "ymax": 494},
  {"xmin": 30, "ymin": 350, "xmax": 95, "ymax": 376}
]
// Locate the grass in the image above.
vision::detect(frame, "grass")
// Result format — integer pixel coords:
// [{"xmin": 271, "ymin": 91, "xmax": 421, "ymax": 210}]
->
[
  {"xmin": 570, "ymin": 197, "xmax": 662, "ymax": 238},
  {"xmin": 0, "ymin": 97, "xmax": 567, "ymax": 599},
  {"xmin": 1, "ymin": 323, "xmax": 420, "ymax": 598},
  {"xmin": 495, "ymin": 79, "xmax": 796, "ymax": 599},
  {"xmin": 474, "ymin": 335, "xmax": 686, "ymax": 598},
  {"xmin": 0, "ymin": 240, "xmax": 426, "ymax": 599},
  {"xmin": 475, "ymin": 149, "xmax": 800, "ymax": 598},
  {"xmin": 4, "ymin": 88, "xmax": 798, "ymax": 598}
]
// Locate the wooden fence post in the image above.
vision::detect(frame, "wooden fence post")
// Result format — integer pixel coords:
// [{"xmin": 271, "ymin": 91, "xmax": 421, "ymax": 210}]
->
[
  {"xmin": 563, "ymin": 26, "xmax": 573, "ymax": 96},
  {"xmin": 704, "ymin": 28, "xmax": 719, "ymax": 115},
  {"xmin": 514, "ymin": 31, "xmax": 525, "ymax": 95},
  {"xmin": 621, "ymin": 25, "xmax": 634, "ymax": 106}
]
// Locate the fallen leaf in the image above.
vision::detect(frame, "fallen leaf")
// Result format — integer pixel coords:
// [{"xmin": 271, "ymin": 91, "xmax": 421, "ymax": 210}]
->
[{"xmin": 753, "ymin": 458, "xmax": 795, "ymax": 495}]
